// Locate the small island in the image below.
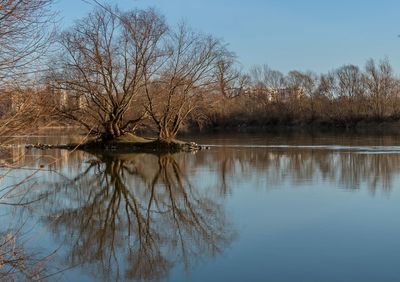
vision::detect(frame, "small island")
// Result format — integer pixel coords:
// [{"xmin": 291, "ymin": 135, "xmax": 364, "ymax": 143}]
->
[
  {"xmin": 26, "ymin": 133, "xmax": 203, "ymax": 153},
  {"xmin": 31, "ymin": 7, "xmax": 228, "ymax": 153}
]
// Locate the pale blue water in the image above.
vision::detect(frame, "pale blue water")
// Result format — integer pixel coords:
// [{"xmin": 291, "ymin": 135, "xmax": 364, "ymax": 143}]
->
[{"xmin": 1, "ymin": 132, "xmax": 400, "ymax": 281}]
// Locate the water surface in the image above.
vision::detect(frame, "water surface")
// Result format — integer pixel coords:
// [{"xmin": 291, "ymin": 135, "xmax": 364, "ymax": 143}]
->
[{"xmin": 2, "ymin": 132, "xmax": 400, "ymax": 281}]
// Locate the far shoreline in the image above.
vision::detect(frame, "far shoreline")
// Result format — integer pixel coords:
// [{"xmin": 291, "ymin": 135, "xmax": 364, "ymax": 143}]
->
[{"xmin": 184, "ymin": 119, "xmax": 400, "ymax": 135}]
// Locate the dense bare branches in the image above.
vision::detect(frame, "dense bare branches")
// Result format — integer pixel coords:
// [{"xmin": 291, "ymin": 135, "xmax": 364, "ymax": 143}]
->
[
  {"xmin": 214, "ymin": 54, "xmax": 248, "ymax": 98},
  {"xmin": 52, "ymin": 7, "xmax": 226, "ymax": 141},
  {"xmin": 336, "ymin": 65, "xmax": 364, "ymax": 98},
  {"xmin": 0, "ymin": 0, "xmax": 56, "ymax": 148},
  {"xmin": 144, "ymin": 24, "xmax": 225, "ymax": 140},
  {"xmin": 206, "ymin": 59, "xmax": 400, "ymax": 129},
  {"xmin": 0, "ymin": 0, "xmax": 55, "ymax": 83},
  {"xmin": 250, "ymin": 64, "xmax": 286, "ymax": 89},
  {"xmin": 52, "ymin": 7, "xmax": 167, "ymax": 140},
  {"xmin": 364, "ymin": 59, "xmax": 398, "ymax": 119}
]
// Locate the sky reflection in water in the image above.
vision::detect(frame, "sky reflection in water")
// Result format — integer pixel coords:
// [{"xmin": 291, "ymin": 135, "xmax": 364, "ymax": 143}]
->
[{"xmin": 2, "ymin": 133, "xmax": 400, "ymax": 281}]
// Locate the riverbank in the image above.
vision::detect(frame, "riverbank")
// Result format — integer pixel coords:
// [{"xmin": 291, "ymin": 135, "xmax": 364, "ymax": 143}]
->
[{"xmin": 186, "ymin": 119, "xmax": 400, "ymax": 135}]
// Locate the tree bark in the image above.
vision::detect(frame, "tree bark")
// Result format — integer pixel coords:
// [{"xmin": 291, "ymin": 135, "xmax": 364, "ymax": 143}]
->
[{"xmin": 103, "ymin": 119, "xmax": 123, "ymax": 141}]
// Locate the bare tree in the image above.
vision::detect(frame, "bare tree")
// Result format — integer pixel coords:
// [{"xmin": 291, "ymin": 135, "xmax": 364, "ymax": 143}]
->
[
  {"xmin": 315, "ymin": 73, "xmax": 336, "ymax": 98},
  {"xmin": 330, "ymin": 64, "xmax": 366, "ymax": 123},
  {"xmin": 250, "ymin": 64, "xmax": 286, "ymax": 89},
  {"xmin": 214, "ymin": 54, "xmax": 248, "ymax": 98},
  {"xmin": 335, "ymin": 65, "xmax": 364, "ymax": 98},
  {"xmin": 0, "ymin": 0, "xmax": 56, "ymax": 149},
  {"xmin": 286, "ymin": 70, "xmax": 318, "ymax": 120},
  {"xmin": 52, "ymin": 7, "xmax": 167, "ymax": 140},
  {"xmin": 363, "ymin": 59, "xmax": 396, "ymax": 119},
  {"xmin": 144, "ymin": 24, "xmax": 224, "ymax": 140},
  {"xmin": 263, "ymin": 65, "xmax": 286, "ymax": 89},
  {"xmin": 286, "ymin": 70, "xmax": 317, "ymax": 94},
  {"xmin": 0, "ymin": 0, "xmax": 55, "ymax": 83}
]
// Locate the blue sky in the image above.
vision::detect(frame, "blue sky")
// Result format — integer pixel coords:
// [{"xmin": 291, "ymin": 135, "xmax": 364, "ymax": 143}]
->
[{"xmin": 55, "ymin": 0, "xmax": 400, "ymax": 74}]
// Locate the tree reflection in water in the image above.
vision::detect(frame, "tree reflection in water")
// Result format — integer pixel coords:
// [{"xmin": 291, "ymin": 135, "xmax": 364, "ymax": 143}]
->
[
  {"xmin": 7, "ymin": 140, "xmax": 400, "ymax": 280},
  {"xmin": 39, "ymin": 152, "xmax": 233, "ymax": 281},
  {"xmin": 193, "ymin": 147, "xmax": 400, "ymax": 195},
  {"xmin": 0, "ymin": 164, "xmax": 58, "ymax": 281}
]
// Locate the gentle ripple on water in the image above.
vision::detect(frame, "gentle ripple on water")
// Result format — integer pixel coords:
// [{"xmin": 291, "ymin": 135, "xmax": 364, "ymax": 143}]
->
[{"xmin": 2, "ymin": 132, "xmax": 400, "ymax": 281}]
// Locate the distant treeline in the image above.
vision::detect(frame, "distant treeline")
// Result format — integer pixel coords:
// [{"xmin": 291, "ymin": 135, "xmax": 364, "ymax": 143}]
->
[
  {"xmin": 187, "ymin": 59, "xmax": 400, "ymax": 131},
  {"xmin": 4, "ymin": 58, "xmax": 400, "ymax": 135}
]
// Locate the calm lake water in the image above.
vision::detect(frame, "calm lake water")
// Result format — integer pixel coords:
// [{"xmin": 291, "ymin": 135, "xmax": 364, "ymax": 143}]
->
[{"xmin": 2, "ymin": 132, "xmax": 400, "ymax": 281}]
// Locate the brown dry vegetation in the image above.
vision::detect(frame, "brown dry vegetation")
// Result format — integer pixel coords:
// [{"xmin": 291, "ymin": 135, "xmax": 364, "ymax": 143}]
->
[{"xmin": 192, "ymin": 59, "xmax": 400, "ymax": 131}]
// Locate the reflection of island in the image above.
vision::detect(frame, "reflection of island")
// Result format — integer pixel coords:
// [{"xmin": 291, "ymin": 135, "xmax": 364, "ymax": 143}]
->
[{"xmin": 39, "ymin": 152, "xmax": 234, "ymax": 281}]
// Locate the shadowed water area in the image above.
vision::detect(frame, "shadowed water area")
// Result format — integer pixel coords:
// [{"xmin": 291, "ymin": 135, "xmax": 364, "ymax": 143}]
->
[{"xmin": 2, "ymin": 132, "xmax": 400, "ymax": 281}]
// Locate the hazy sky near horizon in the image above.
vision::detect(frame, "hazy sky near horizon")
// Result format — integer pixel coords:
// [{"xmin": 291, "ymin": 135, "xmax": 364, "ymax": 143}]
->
[{"xmin": 55, "ymin": 0, "xmax": 400, "ymax": 74}]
